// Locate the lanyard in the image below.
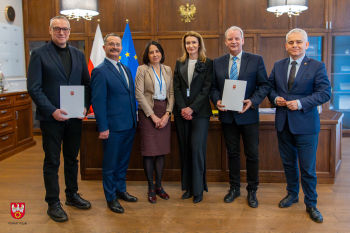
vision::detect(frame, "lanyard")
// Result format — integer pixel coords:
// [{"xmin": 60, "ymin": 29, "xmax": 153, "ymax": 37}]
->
[{"xmin": 152, "ymin": 66, "xmax": 162, "ymax": 94}]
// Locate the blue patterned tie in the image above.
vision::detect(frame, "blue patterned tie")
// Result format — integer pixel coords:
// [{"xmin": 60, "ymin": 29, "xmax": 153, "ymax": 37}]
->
[
  {"xmin": 117, "ymin": 62, "xmax": 129, "ymax": 88},
  {"xmin": 230, "ymin": 56, "xmax": 238, "ymax": 80}
]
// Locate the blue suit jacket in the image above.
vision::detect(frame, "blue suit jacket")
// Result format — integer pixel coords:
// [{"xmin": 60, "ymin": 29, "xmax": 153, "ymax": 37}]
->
[
  {"xmin": 210, "ymin": 52, "xmax": 271, "ymax": 125},
  {"xmin": 91, "ymin": 58, "xmax": 137, "ymax": 132},
  {"xmin": 27, "ymin": 41, "xmax": 91, "ymax": 121},
  {"xmin": 268, "ymin": 56, "xmax": 331, "ymax": 134}
]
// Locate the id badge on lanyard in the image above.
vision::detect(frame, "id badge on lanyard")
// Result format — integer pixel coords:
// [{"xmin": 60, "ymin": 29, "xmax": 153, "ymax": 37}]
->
[{"xmin": 152, "ymin": 66, "xmax": 165, "ymax": 100}]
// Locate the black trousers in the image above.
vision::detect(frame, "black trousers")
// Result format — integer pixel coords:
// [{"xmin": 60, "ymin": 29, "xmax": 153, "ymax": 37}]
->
[
  {"xmin": 222, "ymin": 118, "xmax": 259, "ymax": 191},
  {"xmin": 174, "ymin": 116, "xmax": 209, "ymax": 196},
  {"xmin": 40, "ymin": 119, "xmax": 82, "ymax": 206}
]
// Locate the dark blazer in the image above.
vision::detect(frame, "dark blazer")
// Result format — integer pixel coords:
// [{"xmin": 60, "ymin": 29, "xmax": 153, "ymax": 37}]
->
[
  {"xmin": 27, "ymin": 41, "xmax": 91, "ymax": 121},
  {"xmin": 173, "ymin": 58, "xmax": 213, "ymax": 118},
  {"xmin": 90, "ymin": 58, "xmax": 137, "ymax": 132},
  {"xmin": 268, "ymin": 56, "xmax": 331, "ymax": 134},
  {"xmin": 210, "ymin": 52, "xmax": 270, "ymax": 125}
]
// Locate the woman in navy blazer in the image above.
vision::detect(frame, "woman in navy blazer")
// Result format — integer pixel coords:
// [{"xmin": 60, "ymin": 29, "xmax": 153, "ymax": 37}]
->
[{"xmin": 173, "ymin": 31, "xmax": 213, "ymax": 204}]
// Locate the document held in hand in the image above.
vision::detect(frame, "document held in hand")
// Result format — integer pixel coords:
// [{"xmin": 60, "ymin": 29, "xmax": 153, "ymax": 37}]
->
[
  {"xmin": 60, "ymin": 85, "xmax": 85, "ymax": 118},
  {"xmin": 221, "ymin": 80, "xmax": 247, "ymax": 112}
]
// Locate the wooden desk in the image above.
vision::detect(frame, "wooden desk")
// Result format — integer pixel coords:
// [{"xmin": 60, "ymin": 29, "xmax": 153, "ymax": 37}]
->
[{"xmin": 80, "ymin": 110, "xmax": 343, "ymax": 184}]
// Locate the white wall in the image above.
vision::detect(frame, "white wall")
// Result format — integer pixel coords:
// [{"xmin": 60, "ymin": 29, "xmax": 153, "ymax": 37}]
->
[{"xmin": 0, "ymin": 0, "xmax": 26, "ymax": 91}]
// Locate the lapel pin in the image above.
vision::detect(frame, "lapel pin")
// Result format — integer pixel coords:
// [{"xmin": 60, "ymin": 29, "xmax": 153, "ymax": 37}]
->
[{"xmin": 304, "ymin": 63, "xmax": 307, "ymax": 65}]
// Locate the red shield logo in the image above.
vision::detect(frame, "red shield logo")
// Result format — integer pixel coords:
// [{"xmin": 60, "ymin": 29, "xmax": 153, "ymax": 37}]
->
[
  {"xmin": 70, "ymin": 91, "xmax": 74, "ymax": 95},
  {"xmin": 11, "ymin": 203, "xmax": 25, "ymax": 219},
  {"xmin": 233, "ymin": 85, "xmax": 236, "ymax": 89}
]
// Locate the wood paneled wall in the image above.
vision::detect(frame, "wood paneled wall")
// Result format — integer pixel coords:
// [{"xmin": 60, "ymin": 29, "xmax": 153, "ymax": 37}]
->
[{"xmin": 23, "ymin": 0, "xmax": 350, "ymax": 107}]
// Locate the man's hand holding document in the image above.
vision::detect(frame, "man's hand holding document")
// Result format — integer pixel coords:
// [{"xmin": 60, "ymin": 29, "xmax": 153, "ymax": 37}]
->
[{"xmin": 219, "ymin": 80, "xmax": 248, "ymax": 113}]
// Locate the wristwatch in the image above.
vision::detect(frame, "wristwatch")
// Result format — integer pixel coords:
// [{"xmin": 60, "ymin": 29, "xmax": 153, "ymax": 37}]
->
[{"xmin": 166, "ymin": 112, "xmax": 171, "ymax": 116}]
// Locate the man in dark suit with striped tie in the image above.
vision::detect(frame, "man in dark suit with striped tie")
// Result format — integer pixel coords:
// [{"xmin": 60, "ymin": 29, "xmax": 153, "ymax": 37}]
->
[{"xmin": 210, "ymin": 26, "xmax": 271, "ymax": 208}]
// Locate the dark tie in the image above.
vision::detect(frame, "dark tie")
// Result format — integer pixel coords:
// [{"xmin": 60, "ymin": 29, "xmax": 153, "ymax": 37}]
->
[
  {"xmin": 117, "ymin": 62, "xmax": 129, "ymax": 88},
  {"xmin": 288, "ymin": 61, "xmax": 297, "ymax": 91}
]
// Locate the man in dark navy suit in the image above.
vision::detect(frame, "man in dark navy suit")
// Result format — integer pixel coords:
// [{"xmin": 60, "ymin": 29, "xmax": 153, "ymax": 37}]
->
[
  {"xmin": 268, "ymin": 28, "xmax": 331, "ymax": 223},
  {"xmin": 27, "ymin": 16, "xmax": 91, "ymax": 222},
  {"xmin": 91, "ymin": 33, "xmax": 138, "ymax": 214},
  {"xmin": 210, "ymin": 26, "xmax": 271, "ymax": 208}
]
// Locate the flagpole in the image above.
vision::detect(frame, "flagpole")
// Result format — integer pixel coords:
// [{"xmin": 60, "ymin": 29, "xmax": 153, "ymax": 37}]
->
[{"xmin": 121, "ymin": 18, "xmax": 139, "ymax": 110}]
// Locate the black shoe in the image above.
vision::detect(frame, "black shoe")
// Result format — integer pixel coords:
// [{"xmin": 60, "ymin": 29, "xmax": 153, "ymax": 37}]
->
[
  {"xmin": 47, "ymin": 202, "xmax": 68, "ymax": 222},
  {"xmin": 181, "ymin": 190, "xmax": 193, "ymax": 199},
  {"xmin": 306, "ymin": 207, "xmax": 323, "ymax": 223},
  {"xmin": 116, "ymin": 191, "xmax": 138, "ymax": 202},
  {"xmin": 278, "ymin": 194, "xmax": 299, "ymax": 208},
  {"xmin": 65, "ymin": 193, "xmax": 91, "ymax": 209},
  {"xmin": 247, "ymin": 190, "xmax": 258, "ymax": 208},
  {"xmin": 107, "ymin": 198, "xmax": 124, "ymax": 213},
  {"xmin": 224, "ymin": 189, "xmax": 241, "ymax": 203},
  {"xmin": 193, "ymin": 193, "xmax": 203, "ymax": 204}
]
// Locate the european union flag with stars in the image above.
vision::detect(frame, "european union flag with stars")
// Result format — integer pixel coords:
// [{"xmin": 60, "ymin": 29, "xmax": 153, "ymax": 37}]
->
[{"xmin": 120, "ymin": 22, "xmax": 139, "ymax": 82}]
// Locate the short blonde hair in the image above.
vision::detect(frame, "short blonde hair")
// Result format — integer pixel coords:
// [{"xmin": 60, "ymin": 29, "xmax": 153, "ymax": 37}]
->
[
  {"xmin": 50, "ymin": 16, "xmax": 70, "ymax": 28},
  {"xmin": 179, "ymin": 31, "xmax": 206, "ymax": 63},
  {"xmin": 225, "ymin": 26, "xmax": 244, "ymax": 39}
]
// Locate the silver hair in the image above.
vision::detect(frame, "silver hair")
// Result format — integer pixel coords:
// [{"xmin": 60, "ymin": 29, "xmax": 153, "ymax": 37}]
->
[
  {"xmin": 50, "ymin": 16, "xmax": 70, "ymax": 28},
  {"xmin": 103, "ymin": 33, "xmax": 122, "ymax": 44},
  {"xmin": 286, "ymin": 28, "xmax": 308, "ymax": 42},
  {"xmin": 225, "ymin": 26, "xmax": 244, "ymax": 39}
]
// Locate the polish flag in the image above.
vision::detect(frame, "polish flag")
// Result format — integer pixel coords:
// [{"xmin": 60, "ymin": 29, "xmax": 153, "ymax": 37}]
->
[
  {"xmin": 88, "ymin": 25, "xmax": 105, "ymax": 114},
  {"xmin": 88, "ymin": 24, "xmax": 105, "ymax": 76}
]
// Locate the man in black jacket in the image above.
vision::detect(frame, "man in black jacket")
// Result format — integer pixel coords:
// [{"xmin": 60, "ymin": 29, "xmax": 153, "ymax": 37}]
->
[{"xmin": 27, "ymin": 16, "xmax": 91, "ymax": 222}]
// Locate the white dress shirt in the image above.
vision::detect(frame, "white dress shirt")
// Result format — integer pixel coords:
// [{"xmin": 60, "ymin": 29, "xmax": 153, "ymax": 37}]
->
[
  {"xmin": 287, "ymin": 55, "xmax": 305, "ymax": 83},
  {"xmin": 274, "ymin": 55, "xmax": 306, "ymax": 109},
  {"xmin": 152, "ymin": 67, "xmax": 167, "ymax": 100},
  {"xmin": 228, "ymin": 51, "xmax": 243, "ymax": 78},
  {"xmin": 106, "ymin": 57, "xmax": 129, "ymax": 87}
]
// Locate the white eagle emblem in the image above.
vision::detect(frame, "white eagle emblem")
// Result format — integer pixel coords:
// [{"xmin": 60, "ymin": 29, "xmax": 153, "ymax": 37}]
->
[
  {"xmin": 11, "ymin": 203, "xmax": 25, "ymax": 219},
  {"xmin": 12, "ymin": 203, "xmax": 25, "ymax": 213}
]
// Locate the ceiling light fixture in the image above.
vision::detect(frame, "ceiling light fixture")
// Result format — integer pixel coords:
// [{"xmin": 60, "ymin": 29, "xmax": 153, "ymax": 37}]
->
[
  {"xmin": 60, "ymin": 0, "xmax": 99, "ymax": 21},
  {"xmin": 267, "ymin": 0, "xmax": 308, "ymax": 17}
]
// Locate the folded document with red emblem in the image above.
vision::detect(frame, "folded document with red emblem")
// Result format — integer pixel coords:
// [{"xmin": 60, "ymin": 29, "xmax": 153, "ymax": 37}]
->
[{"xmin": 221, "ymin": 80, "xmax": 247, "ymax": 112}]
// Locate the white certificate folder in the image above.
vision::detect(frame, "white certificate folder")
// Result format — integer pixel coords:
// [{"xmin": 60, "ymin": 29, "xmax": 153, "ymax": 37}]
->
[
  {"xmin": 221, "ymin": 80, "xmax": 247, "ymax": 112},
  {"xmin": 60, "ymin": 85, "xmax": 85, "ymax": 118}
]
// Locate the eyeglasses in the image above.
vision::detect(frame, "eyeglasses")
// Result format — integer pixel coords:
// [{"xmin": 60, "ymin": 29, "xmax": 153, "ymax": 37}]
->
[
  {"xmin": 106, "ymin": 43, "xmax": 122, "ymax": 48},
  {"xmin": 51, "ymin": 27, "xmax": 70, "ymax": 33}
]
